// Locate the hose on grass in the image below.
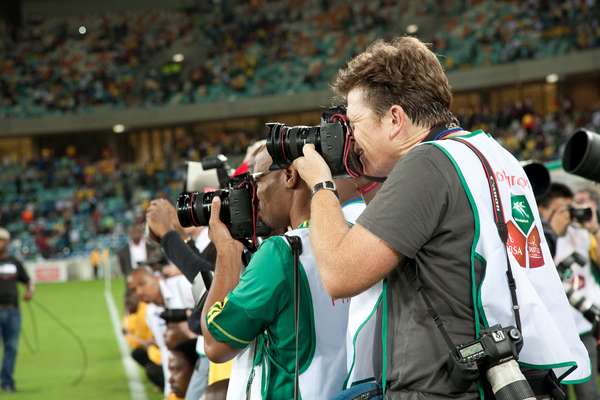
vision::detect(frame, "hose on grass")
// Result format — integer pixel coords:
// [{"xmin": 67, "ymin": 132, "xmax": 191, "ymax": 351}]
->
[
  {"xmin": 22, "ymin": 301, "xmax": 40, "ymax": 354},
  {"xmin": 28, "ymin": 299, "xmax": 89, "ymax": 386}
]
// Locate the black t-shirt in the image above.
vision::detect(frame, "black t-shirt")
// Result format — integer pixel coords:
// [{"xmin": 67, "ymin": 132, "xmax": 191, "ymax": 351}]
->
[{"xmin": 0, "ymin": 256, "xmax": 30, "ymax": 307}]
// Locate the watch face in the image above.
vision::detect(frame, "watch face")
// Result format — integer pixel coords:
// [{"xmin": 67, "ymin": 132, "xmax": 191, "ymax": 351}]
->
[{"xmin": 324, "ymin": 181, "xmax": 336, "ymax": 190}]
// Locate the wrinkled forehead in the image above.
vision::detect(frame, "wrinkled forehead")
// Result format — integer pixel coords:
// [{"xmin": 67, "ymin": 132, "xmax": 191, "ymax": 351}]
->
[
  {"xmin": 346, "ymin": 87, "xmax": 378, "ymax": 122},
  {"xmin": 253, "ymin": 149, "xmax": 274, "ymax": 173}
]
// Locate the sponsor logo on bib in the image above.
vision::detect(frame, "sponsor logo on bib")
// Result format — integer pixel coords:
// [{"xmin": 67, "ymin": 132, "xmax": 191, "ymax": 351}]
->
[{"xmin": 509, "ymin": 195, "xmax": 545, "ymax": 268}]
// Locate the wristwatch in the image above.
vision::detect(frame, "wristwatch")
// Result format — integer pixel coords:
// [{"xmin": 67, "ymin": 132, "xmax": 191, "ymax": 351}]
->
[{"xmin": 312, "ymin": 180, "xmax": 338, "ymax": 198}]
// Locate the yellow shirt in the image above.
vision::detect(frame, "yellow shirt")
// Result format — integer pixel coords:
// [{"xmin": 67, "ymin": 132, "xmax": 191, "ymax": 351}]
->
[
  {"xmin": 208, "ymin": 360, "xmax": 232, "ymax": 384},
  {"xmin": 124, "ymin": 302, "xmax": 153, "ymax": 349}
]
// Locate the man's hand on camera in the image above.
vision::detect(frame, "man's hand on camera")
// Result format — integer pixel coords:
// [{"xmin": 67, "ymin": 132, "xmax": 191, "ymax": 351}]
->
[
  {"xmin": 293, "ymin": 144, "xmax": 333, "ymax": 188},
  {"xmin": 146, "ymin": 199, "xmax": 184, "ymax": 239},
  {"xmin": 208, "ymin": 196, "xmax": 244, "ymax": 256},
  {"xmin": 582, "ymin": 201, "xmax": 600, "ymax": 235}
]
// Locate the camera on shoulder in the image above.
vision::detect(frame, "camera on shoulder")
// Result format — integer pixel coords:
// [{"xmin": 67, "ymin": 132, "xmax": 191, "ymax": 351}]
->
[{"xmin": 448, "ymin": 325, "xmax": 535, "ymax": 400}]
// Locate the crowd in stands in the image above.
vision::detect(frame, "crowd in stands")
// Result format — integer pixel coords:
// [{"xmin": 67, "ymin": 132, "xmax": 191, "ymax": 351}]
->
[
  {"xmin": 458, "ymin": 100, "xmax": 600, "ymax": 161},
  {"xmin": 0, "ymin": 149, "xmax": 177, "ymax": 260},
  {"xmin": 2, "ymin": 100, "xmax": 599, "ymax": 261},
  {"xmin": 0, "ymin": 129, "xmax": 258, "ymax": 261},
  {"xmin": 431, "ymin": 0, "xmax": 600, "ymax": 70},
  {"xmin": 1, "ymin": 0, "xmax": 599, "ymax": 117}
]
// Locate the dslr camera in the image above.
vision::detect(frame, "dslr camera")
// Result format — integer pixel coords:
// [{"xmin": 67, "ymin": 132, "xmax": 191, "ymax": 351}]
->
[
  {"xmin": 159, "ymin": 309, "xmax": 190, "ymax": 324},
  {"xmin": 448, "ymin": 325, "xmax": 535, "ymax": 400},
  {"xmin": 569, "ymin": 206, "xmax": 593, "ymax": 224},
  {"xmin": 265, "ymin": 106, "xmax": 363, "ymax": 177},
  {"xmin": 176, "ymin": 172, "xmax": 269, "ymax": 248},
  {"xmin": 184, "ymin": 154, "xmax": 231, "ymax": 192},
  {"xmin": 557, "ymin": 252, "xmax": 600, "ymax": 324}
]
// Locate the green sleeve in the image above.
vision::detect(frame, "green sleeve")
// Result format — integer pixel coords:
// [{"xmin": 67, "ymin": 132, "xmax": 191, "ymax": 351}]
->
[{"xmin": 206, "ymin": 236, "xmax": 291, "ymax": 348}]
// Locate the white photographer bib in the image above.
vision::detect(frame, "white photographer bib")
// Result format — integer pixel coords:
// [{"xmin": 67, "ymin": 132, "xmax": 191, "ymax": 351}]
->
[
  {"xmin": 226, "ymin": 227, "xmax": 349, "ymax": 399},
  {"xmin": 430, "ymin": 130, "xmax": 590, "ymax": 383}
]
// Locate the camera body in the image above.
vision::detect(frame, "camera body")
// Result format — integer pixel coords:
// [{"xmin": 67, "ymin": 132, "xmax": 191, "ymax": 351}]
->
[
  {"xmin": 265, "ymin": 106, "xmax": 362, "ymax": 177},
  {"xmin": 177, "ymin": 173, "xmax": 269, "ymax": 247},
  {"xmin": 569, "ymin": 206, "xmax": 593, "ymax": 224},
  {"xmin": 557, "ymin": 252, "xmax": 600, "ymax": 324},
  {"xmin": 184, "ymin": 154, "xmax": 231, "ymax": 192},
  {"xmin": 448, "ymin": 325, "xmax": 534, "ymax": 399},
  {"xmin": 159, "ymin": 308, "xmax": 189, "ymax": 323}
]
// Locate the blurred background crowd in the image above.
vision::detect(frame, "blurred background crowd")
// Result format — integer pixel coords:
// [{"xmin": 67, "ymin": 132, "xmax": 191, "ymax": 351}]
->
[
  {"xmin": 1, "ymin": 0, "xmax": 599, "ymax": 261},
  {"xmin": 1, "ymin": 0, "xmax": 598, "ymax": 118}
]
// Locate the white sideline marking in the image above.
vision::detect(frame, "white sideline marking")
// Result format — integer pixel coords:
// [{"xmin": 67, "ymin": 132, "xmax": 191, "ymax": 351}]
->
[{"xmin": 104, "ymin": 287, "xmax": 149, "ymax": 400}]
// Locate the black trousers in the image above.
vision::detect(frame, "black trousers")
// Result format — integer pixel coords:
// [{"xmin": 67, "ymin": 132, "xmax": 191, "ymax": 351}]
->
[{"xmin": 131, "ymin": 347, "xmax": 164, "ymax": 390}]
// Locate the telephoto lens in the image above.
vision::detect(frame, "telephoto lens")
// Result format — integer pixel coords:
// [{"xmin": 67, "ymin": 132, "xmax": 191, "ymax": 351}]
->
[
  {"xmin": 483, "ymin": 328, "xmax": 535, "ymax": 400},
  {"xmin": 176, "ymin": 190, "xmax": 230, "ymax": 227},
  {"xmin": 159, "ymin": 309, "xmax": 190, "ymax": 323},
  {"xmin": 557, "ymin": 252, "xmax": 600, "ymax": 324},
  {"xmin": 564, "ymin": 286, "xmax": 600, "ymax": 324},
  {"xmin": 486, "ymin": 358, "xmax": 536, "ymax": 400},
  {"xmin": 562, "ymin": 129, "xmax": 600, "ymax": 183},
  {"xmin": 265, "ymin": 108, "xmax": 363, "ymax": 177},
  {"xmin": 522, "ymin": 162, "xmax": 550, "ymax": 200},
  {"xmin": 266, "ymin": 122, "xmax": 349, "ymax": 175}
]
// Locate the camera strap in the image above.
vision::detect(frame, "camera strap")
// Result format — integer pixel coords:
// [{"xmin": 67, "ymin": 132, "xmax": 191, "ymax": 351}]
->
[
  {"xmin": 284, "ymin": 235, "xmax": 303, "ymax": 400},
  {"xmin": 449, "ymin": 137, "xmax": 522, "ymax": 334},
  {"xmin": 416, "ymin": 275, "xmax": 457, "ymax": 351},
  {"xmin": 418, "ymin": 137, "xmax": 523, "ymax": 353}
]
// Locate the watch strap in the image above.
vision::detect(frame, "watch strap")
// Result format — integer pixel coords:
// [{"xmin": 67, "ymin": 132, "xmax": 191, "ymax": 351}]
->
[{"xmin": 312, "ymin": 181, "xmax": 338, "ymax": 198}]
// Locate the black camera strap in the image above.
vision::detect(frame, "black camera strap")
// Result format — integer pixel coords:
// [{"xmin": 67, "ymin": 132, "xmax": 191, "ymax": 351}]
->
[
  {"xmin": 416, "ymin": 276, "xmax": 457, "ymax": 352},
  {"xmin": 284, "ymin": 235, "xmax": 303, "ymax": 400}
]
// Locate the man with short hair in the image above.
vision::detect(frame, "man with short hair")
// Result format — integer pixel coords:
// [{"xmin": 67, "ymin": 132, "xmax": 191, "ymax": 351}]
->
[
  {"xmin": 118, "ymin": 224, "xmax": 156, "ymax": 276},
  {"xmin": 538, "ymin": 182, "xmax": 575, "ymax": 257},
  {"xmin": 293, "ymin": 37, "xmax": 589, "ymax": 398},
  {"xmin": 168, "ymin": 339, "xmax": 199, "ymax": 399},
  {"xmin": 128, "ymin": 267, "xmax": 195, "ymax": 398},
  {"xmin": 201, "ymin": 147, "xmax": 350, "ymax": 399},
  {"xmin": 0, "ymin": 227, "xmax": 34, "ymax": 392}
]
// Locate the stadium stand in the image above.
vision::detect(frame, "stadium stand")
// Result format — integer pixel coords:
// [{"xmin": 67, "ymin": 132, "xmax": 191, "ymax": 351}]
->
[
  {"xmin": 1, "ymin": 0, "xmax": 599, "ymax": 261},
  {"xmin": 1, "ymin": 0, "xmax": 598, "ymax": 118}
]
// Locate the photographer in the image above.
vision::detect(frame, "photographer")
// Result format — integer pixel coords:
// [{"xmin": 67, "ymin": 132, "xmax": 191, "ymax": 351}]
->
[
  {"xmin": 293, "ymin": 36, "xmax": 589, "ymax": 398},
  {"xmin": 123, "ymin": 291, "xmax": 164, "ymax": 391},
  {"xmin": 555, "ymin": 187, "xmax": 600, "ymax": 399},
  {"xmin": 538, "ymin": 183, "xmax": 575, "ymax": 258},
  {"xmin": 128, "ymin": 266, "xmax": 195, "ymax": 398},
  {"xmin": 200, "ymin": 147, "xmax": 350, "ymax": 399},
  {"xmin": 146, "ymin": 199, "xmax": 215, "ymax": 288}
]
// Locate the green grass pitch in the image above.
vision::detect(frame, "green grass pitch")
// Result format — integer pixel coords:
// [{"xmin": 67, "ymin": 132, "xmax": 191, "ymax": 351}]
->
[
  {"xmin": 11, "ymin": 279, "xmax": 161, "ymax": 400},
  {"xmin": 6, "ymin": 279, "xmax": 593, "ymax": 399}
]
